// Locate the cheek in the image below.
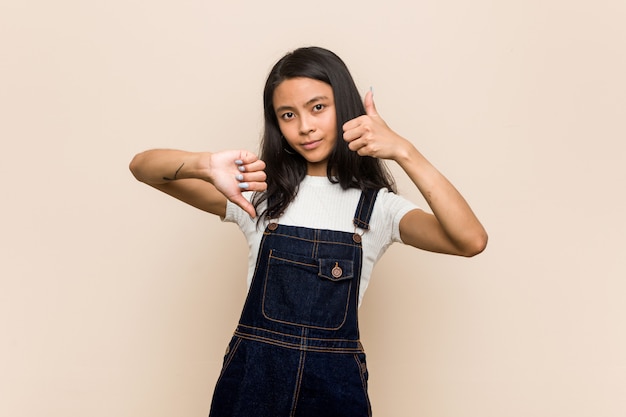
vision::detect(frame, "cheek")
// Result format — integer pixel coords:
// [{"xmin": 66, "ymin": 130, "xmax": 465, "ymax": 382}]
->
[
  {"xmin": 280, "ymin": 126, "xmax": 300, "ymax": 147},
  {"xmin": 279, "ymin": 124, "xmax": 297, "ymax": 141},
  {"xmin": 325, "ymin": 116, "xmax": 339, "ymax": 139},
  {"xmin": 324, "ymin": 112, "xmax": 338, "ymax": 132},
  {"xmin": 276, "ymin": 120, "xmax": 291, "ymax": 136}
]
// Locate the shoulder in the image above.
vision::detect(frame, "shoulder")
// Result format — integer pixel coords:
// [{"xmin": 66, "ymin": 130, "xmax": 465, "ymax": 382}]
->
[
  {"xmin": 374, "ymin": 188, "xmax": 419, "ymax": 214},
  {"xmin": 370, "ymin": 188, "xmax": 420, "ymax": 242}
]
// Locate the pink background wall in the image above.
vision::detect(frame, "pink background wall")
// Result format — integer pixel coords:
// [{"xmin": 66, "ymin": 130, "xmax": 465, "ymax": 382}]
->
[{"xmin": 2, "ymin": 0, "xmax": 625, "ymax": 415}]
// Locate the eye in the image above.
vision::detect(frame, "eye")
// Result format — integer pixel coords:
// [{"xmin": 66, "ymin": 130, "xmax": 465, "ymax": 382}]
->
[
  {"xmin": 281, "ymin": 112, "xmax": 295, "ymax": 120},
  {"xmin": 313, "ymin": 103, "xmax": 325, "ymax": 112}
]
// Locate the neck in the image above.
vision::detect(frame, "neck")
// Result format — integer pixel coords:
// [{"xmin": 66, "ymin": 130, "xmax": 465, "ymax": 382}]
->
[{"xmin": 306, "ymin": 162, "xmax": 328, "ymax": 177}]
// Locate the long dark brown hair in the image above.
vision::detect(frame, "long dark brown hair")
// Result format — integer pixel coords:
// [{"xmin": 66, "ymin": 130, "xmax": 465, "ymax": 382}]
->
[{"xmin": 253, "ymin": 46, "xmax": 396, "ymax": 221}]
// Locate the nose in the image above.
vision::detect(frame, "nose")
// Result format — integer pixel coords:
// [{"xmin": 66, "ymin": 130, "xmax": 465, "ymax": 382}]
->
[{"xmin": 298, "ymin": 114, "xmax": 315, "ymax": 135}]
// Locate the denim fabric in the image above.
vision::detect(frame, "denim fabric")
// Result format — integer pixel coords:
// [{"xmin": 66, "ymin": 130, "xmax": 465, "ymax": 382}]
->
[{"xmin": 209, "ymin": 190, "xmax": 378, "ymax": 417}]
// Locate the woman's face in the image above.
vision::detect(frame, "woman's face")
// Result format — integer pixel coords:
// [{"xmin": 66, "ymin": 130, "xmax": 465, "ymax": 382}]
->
[{"xmin": 273, "ymin": 77, "xmax": 337, "ymax": 176}]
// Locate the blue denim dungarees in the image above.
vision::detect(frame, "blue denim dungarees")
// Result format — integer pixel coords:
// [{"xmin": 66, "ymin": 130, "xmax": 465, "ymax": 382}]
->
[{"xmin": 209, "ymin": 189, "xmax": 378, "ymax": 417}]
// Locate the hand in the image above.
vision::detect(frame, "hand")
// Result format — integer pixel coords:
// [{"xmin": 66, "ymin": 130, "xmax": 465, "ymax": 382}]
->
[
  {"xmin": 342, "ymin": 91, "xmax": 410, "ymax": 161},
  {"xmin": 207, "ymin": 150, "xmax": 267, "ymax": 218}
]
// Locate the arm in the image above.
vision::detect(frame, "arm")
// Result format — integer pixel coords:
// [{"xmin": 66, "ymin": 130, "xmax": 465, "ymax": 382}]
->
[
  {"xmin": 342, "ymin": 92, "xmax": 487, "ymax": 257},
  {"xmin": 129, "ymin": 149, "xmax": 267, "ymax": 218}
]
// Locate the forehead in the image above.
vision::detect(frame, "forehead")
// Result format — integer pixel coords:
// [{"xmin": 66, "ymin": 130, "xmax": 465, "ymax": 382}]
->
[{"xmin": 273, "ymin": 77, "xmax": 334, "ymax": 107}]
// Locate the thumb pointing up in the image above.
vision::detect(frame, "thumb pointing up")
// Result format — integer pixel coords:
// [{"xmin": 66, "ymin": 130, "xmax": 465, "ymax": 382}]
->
[{"xmin": 364, "ymin": 88, "xmax": 378, "ymax": 117}]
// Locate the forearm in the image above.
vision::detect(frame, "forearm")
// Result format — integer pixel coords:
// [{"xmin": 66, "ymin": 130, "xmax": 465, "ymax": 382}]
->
[
  {"xmin": 397, "ymin": 144, "xmax": 488, "ymax": 254},
  {"xmin": 342, "ymin": 91, "xmax": 487, "ymax": 255},
  {"xmin": 129, "ymin": 149, "xmax": 209, "ymax": 185}
]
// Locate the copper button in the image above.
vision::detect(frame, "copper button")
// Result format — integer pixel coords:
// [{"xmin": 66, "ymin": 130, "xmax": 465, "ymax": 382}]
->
[{"xmin": 331, "ymin": 262, "xmax": 343, "ymax": 278}]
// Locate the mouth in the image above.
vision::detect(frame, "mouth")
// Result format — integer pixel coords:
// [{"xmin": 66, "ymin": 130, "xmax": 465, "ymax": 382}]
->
[{"xmin": 302, "ymin": 139, "xmax": 322, "ymax": 150}]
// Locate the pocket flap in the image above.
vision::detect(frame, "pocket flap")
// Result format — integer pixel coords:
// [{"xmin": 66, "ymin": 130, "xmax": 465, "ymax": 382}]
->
[{"xmin": 318, "ymin": 259, "xmax": 354, "ymax": 281}]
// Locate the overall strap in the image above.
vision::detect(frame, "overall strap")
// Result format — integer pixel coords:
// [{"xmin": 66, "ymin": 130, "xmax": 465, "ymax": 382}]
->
[{"xmin": 352, "ymin": 188, "xmax": 379, "ymax": 231}]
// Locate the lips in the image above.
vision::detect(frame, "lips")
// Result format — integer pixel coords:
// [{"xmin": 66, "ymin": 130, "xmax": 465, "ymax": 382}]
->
[{"xmin": 302, "ymin": 139, "xmax": 322, "ymax": 150}]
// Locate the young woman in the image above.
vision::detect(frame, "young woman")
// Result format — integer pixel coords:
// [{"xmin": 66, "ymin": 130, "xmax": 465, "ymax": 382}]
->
[{"xmin": 130, "ymin": 46, "xmax": 487, "ymax": 417}]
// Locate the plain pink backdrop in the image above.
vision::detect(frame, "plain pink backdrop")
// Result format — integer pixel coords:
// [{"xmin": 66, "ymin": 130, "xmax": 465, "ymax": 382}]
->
[{"xmin": 1, "ymin": 0, "xmax": 625, "ymax": 416}]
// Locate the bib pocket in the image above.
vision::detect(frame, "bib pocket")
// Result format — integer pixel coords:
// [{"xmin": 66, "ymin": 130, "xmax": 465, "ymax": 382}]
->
[{"xmin": 262, "ymin": 250, "xmax": 354, "ymax": 329}]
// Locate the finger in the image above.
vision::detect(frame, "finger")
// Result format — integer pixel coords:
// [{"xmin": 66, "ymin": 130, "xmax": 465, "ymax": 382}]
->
[
  {"xmin": 237, "ymin": 181, "xmax": 267, "ymax": 192},
  {"xmin": 342, "ymin": 127, "xmax": 358, "ymax": 142},
  {"xmin": 355, "ymin": 142, "xmax": 376, "ymax": 157},
  {"xmin": 236, "ymin": 159, "xmax": 266, "ymax": 174},
  {"xmin": 364, "ymin": 90, "xmax": 378, "ymax": 117},
  {"xmin": 346, "ymin": 137, "xmax": 366, "ymax": 153},
  {"xmin": 343, "ymin": 124, "xmax": 369, "ymax": 142},
  {"xmin": 237, "ymin": 171, "xmax": 267, "ymax": 183},
  {"xmin": 343, "ymin": 115, "xmax": 366, "ymax": 133},
  {"xmin": 236, "ymin": 150, "xmax": 261, "ymax": 164},
  {"xmin": 229, "ymin": 194, "xmax": 257, "ymax": 218}
]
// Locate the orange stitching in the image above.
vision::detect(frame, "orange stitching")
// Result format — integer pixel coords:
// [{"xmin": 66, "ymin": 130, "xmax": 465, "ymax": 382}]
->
[
  {"xmin": 265, "ymin": 232, "xmax": 361, "ymax": 248},
  {"xmin": 261, "ymin": 283, "xmax": 353, "ymax": 330},
  {"xmin": 353, "ymin": 353, "xmax": 373, "ymax": 417},
  {"xmin": 269, "ymin": 254, "xmax": 316, "ymax": 268},
  {"xmin": 236, "ymin": 324, "xmax": 362, "ymax": 343},
  {"xmin": 233, "ymin": 333, "xmax": 363, "ymax": 353},
  {"xmin": 289, "ymin": 349, "xmax": 306, "ymax": 417}
]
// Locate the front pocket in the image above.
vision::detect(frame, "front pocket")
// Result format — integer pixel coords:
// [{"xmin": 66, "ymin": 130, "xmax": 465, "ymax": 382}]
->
[{"xmin": 262, "ymin": 250, "xmax": 354, "ymax": 329}]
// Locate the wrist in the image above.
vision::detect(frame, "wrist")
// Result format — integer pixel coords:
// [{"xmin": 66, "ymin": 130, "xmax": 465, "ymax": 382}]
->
[
  {"xmin": 178, "ymin": 152, "xmax": 213, "ymax": 182},
  {"xmin": 394, "ymin": 139, "xmax": 420, "ymax": 166},
  {"xmin": 158, "ymin": 151, "xmax": 208, "ymax": 182}
]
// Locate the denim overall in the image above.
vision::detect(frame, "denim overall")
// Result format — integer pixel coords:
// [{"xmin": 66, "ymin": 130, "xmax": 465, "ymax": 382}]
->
[{"xmin": 209, "ymin": 189, "xmax": 378, "ymax": 417}]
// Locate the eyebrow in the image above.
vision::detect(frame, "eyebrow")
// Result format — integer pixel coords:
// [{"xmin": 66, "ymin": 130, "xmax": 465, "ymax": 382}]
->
[{"xmin": 275, "ymin": 96, "xmax": 330, "ymax": 114}]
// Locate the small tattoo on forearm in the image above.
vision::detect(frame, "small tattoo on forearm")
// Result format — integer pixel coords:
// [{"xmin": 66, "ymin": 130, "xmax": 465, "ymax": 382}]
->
[{"xmin": 163, "ymin": 163, "xmax": 185, "ymax": 181}]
